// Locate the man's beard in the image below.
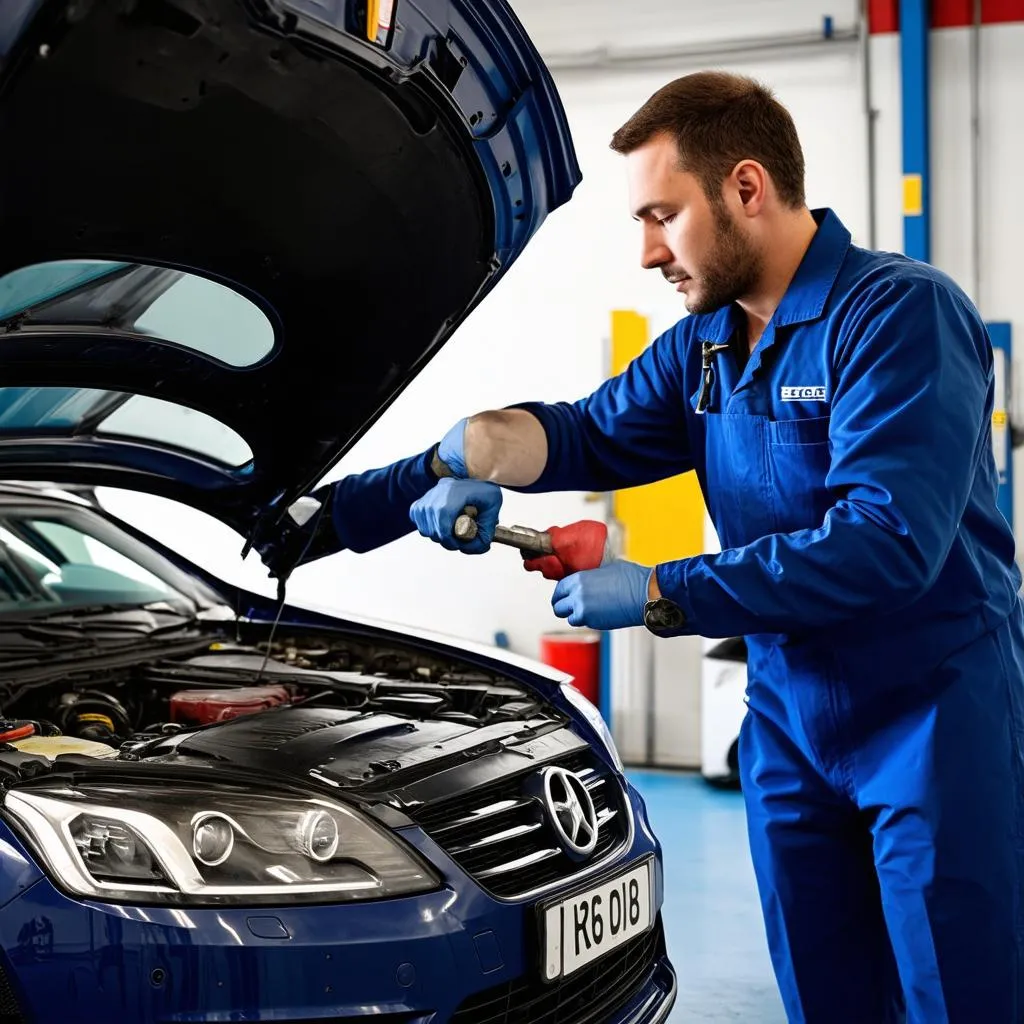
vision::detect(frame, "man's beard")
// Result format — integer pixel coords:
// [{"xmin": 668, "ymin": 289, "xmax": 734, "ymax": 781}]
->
[{"xmin": 676, "ymin": 202, "xmax": 763, "ymax": 315}]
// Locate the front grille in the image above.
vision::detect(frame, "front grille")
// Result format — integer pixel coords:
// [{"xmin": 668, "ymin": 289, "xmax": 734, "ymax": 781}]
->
[
  {"xmin": 411, "ymin": 750, "xmax": 629, "ymax": 898},
  {"xmin": 161, "ymin": 1016, "xmax": 419, "ymax": 1024},
  {"xmin": 451, "ymin": 916, "xmax": 665, "ymax": 1024}
]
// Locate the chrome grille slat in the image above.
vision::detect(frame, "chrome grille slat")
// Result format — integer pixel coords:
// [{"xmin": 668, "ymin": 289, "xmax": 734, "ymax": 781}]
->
[
  {"xmin": 410, "ymin": 749, "xmax": 630, "ymax": 898},
  {"xmin": 476, "ymin": 847, "xmax": 562, "ymax": 879},
  {"xmin": 448, "ymin": 820, "xmax": 544, "ymax": 855},
  {"xmin": 431, "ymin": 797, "xmax": 533, "ymax": 836}
]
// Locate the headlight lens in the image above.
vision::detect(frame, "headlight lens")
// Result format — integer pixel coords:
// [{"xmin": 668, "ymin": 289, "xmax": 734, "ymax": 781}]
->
[
  {"xmin": 300, "ymin": 810, "xmax": 339, "ymax": 862},
  {"xmin": 4, "ymin": 783, "xmax": 438, "ymax": 905},
  {"xmin": 560, "ymin": 681, "xmax": 624, "ymax": 772},
  {"xmin": 191, "ymin": 813, "xmax": 235, "ymax": 867}
]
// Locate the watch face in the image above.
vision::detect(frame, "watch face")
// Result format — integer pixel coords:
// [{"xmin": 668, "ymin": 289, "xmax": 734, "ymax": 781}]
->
[{"xmin": 646, "ymin": 599, "xmax": 685, "ymax": 631}]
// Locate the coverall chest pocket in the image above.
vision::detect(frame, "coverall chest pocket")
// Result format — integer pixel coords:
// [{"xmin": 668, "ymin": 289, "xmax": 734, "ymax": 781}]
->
[
  {"xmin": 765, "ymin": 416, "xmax": 833, "ymax": 535},
  {"xmin": 703, "ymin": 413, "xmax": 775, "ymax": 549}
]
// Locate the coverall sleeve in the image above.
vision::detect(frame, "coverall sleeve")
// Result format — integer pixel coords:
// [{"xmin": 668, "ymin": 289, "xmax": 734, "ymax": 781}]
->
[
  {"xmin": 511, "ymin": 325, "xmax": 693, "ymax": 493},
  {"xmin": 655, "ymin": 277, "xmax": 995, "ymax": 637},
  {"xmin": 287, "ymin": 447, "xmax": 438, "ymax": 564},
  {"xmin": 296, "ymin": 324, "xmax": 693, "ymax": 558},
  {"xmin": 327, "ymin": 447, "xmax": 441, "ymax": 552}
]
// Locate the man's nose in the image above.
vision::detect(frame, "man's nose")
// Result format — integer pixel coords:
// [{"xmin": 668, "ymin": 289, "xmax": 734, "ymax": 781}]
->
[{"xmin": 640, "ymin": 224, "xmax": 670, "ymax": 270}]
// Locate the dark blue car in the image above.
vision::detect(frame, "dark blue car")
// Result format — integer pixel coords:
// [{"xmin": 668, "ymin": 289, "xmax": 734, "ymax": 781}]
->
[{"xmin": 0, "ymin": 1, "xmax": 676, "ymax": 1021}]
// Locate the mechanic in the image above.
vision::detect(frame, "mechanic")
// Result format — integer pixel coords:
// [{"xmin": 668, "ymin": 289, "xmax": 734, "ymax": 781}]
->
[{"xmin": 258, "ymin": 71, "xmax": 1024, "ymax": 1022}]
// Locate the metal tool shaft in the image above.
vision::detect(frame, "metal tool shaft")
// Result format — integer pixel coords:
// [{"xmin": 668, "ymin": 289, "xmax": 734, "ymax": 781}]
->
[
  {"xmin": 454, "ymin": 506, "xmax": 554, "ymax": 556},
  {"xmin": 492, "ymin": 524, "xmax": 555, "ymax": 554}
]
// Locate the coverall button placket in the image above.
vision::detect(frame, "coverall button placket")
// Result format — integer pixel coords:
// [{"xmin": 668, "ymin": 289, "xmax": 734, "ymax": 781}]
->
[{"xmin": 732, "ymin": 321, "xmax": 780, "ymax": 399}]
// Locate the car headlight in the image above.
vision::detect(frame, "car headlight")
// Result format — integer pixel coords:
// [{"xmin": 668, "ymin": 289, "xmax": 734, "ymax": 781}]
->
[
  {"xmin": 3, "ymin": 783, "xmax": 439, "ymax": 905},
  {"xmin": 560, "ymin": 682, "xmax": 624, "ymax": 772}
]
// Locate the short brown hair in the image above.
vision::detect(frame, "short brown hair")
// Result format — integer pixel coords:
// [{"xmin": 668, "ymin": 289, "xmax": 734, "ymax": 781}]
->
[{"xmin": 610, "ymin": 71, "xmax": 806, "ymax": 209}]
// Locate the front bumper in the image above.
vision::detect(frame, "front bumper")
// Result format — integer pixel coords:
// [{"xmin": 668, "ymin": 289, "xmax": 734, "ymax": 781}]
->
[{"xmin": 0, "ymin": 781, "xmax": 675, "ymax": 1023}]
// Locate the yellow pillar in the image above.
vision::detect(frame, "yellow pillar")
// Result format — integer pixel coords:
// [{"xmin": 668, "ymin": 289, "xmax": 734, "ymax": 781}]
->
[{"xmin": 608, "ymin": 310, "xmax": 705, "ymax": 563}]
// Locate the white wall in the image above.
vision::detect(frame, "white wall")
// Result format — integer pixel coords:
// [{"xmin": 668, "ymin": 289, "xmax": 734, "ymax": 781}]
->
[
  {"xmin": 99, "ymin": 4, "xmax": 1024, "ymax": 768},
  {"xmin": 867, "ymin": 22, "xmax": 1024, "ymax": 532},
  {"xmin": 509, "ymin": 0, "xmax": 860, "ymax": 56}
]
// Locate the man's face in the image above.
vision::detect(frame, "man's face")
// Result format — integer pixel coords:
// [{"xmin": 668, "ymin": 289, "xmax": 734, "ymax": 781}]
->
[{"xmin": 626, "ymin": 134, "xmax": 762, "ymax": 314}]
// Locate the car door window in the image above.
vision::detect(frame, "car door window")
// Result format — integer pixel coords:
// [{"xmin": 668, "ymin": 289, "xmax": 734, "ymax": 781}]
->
[{"xmin": 0, "ymin": 515, "xmax": 191, "ymax": 610}]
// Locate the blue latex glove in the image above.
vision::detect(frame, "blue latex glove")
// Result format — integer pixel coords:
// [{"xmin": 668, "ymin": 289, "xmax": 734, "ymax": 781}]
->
[
  {"xmin": 437, "ymin": 418, "xmax": 469, "ymax": 478},
  {"xmin": 551, "ymin": 561, "xmax": 653, "ymax": 630},
  {"xmin": 409, "ymin": 478, "xmax": 502, "ymax": 554}
]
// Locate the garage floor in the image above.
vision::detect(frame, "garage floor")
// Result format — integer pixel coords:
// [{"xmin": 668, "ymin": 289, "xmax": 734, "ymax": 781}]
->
[{"xmin": 627, "ymin": 770, "xmax": 788, "ymax": 1023}]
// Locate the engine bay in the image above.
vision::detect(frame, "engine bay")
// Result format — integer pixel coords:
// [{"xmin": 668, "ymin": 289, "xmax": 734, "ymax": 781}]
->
[{"xmin": 0, "ymin": 625, "xmax": 566, "ymax": 785}]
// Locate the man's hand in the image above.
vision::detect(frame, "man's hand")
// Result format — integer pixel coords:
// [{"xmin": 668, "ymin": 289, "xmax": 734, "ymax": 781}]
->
[
  {"xmin": 551, "ymin": 561, "xmax": 653, "ymax": 630},
  {"xmin": 409, "ymin": 478, "xmax": 503, "ymax": 554}
]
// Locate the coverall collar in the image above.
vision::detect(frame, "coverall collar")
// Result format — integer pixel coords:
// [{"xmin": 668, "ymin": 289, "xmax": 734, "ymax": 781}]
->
[
  {"xmin": 693, "ymin": 209, "xmax": 851, "ymax": 398},
  {"xmin": 695, "ymin": 207, "xmax": 852, "ymax": 345},
  {"xmin": 772, "ymin": 207, "xmax": 851, "ymax": 327}
]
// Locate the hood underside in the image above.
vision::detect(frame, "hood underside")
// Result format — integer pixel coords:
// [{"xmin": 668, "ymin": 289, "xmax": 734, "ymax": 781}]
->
[{"xmin": 0, "ymin": 0, "xmax": 579, "ymax": 538}]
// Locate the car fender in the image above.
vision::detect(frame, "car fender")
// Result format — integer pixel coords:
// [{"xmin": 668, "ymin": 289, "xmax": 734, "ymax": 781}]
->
[{"xmin": 0, "ymin": 820, "xmax": 43, "ymax": 910}]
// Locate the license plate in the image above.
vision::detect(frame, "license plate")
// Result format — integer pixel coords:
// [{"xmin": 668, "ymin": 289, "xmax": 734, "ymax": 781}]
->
[{"xmin": 541, "ymin": 860, "xmax": 652, "ymax": 981}]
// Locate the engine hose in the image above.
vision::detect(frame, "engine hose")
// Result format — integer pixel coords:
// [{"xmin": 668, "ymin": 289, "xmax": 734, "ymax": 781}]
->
[{"xmin": 0, "ymin": 723, "xmax": 36, "ymax": 743}]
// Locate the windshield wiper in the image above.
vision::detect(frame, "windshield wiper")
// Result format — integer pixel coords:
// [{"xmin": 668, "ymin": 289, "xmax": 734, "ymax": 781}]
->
[
  {"xmin": 0, "ymin": 633, "xmax": 213, "ymax": 692},
  {"xmin": 21, "ymin": 602, "xmax": 194, "ymax": 619},
  {"xmin": 29, "ymin": 602, "xmax": 173, "ymax": 616},
  {"xmin": 5, "ymin": 603, "xmax": 199, "ymax": 635},
  {"xmin": 0, "ymin": 622, "xmax": 102, "ymax": 656}
]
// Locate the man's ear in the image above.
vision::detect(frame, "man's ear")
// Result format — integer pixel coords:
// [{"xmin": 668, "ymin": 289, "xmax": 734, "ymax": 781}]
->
[{"xmin": 730, "ymin": 160, "xmax": 768, "ymax": 217}]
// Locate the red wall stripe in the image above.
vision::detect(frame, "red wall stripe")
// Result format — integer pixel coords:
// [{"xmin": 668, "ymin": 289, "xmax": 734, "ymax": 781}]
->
[
  {"xmin": 869, "ymin": 0, "xmax": 1024, "ymax": 33},
  {"xmin": 933, "ymin": 0, "xmax": 1024, "ymax": 26},
  {"xmin": 869, "ymin": 0, "xmax": 899, "ymax": 33}
]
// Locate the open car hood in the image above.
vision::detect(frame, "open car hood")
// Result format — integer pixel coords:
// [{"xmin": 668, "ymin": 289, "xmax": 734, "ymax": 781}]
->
[{"xmin": 0, "ymin": 0, "xmax": 580, "ymax": 542}]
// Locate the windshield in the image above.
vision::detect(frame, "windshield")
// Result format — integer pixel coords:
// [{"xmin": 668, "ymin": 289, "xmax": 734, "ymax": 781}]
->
[
  {"xmin": 0, "ymin": 259, "xmax": 274, "ymax": 470},
  {"xmin": 0, "ymin": 260, "xmax": 276, "ymax": 367},
  {"xmin": 0, "ymin": 506, "xmax": 198, "ymax": 616},
  {"xmin": 0, "ymin": 388, "xmax": 254, "ymax": 467}
]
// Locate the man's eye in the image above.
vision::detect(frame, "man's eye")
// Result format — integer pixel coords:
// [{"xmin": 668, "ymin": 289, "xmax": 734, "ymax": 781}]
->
[{"xmin": 658, "ymin": 214, "xmax": 676, "ymax": 226}]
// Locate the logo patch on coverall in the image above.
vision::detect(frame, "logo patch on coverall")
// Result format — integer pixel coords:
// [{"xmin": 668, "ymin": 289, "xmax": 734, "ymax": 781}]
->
[{"xmin": 780, "ymin": 386, "xmax": 827, "ymax": 401}]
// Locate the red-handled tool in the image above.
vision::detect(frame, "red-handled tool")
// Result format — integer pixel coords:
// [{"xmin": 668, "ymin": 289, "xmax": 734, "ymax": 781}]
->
[{"xmin": 454, "ymin": 507, "xmax": 612, "ymax": 580}]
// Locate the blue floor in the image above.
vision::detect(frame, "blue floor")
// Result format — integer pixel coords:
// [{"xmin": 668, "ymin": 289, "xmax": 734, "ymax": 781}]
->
[{"xmin": 627, "ymin": 770, "xmax": 788, "ymax": 1023}]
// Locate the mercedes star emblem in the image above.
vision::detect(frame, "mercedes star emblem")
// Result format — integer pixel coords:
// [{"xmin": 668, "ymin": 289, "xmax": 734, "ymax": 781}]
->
[{"xmin": 541, "ymin": 766, "xmax": 600, "ymax": 857}]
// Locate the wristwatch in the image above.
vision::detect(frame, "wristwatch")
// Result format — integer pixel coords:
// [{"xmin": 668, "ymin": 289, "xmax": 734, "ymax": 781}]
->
[{"xmin": 643, "ymin": 597, "xmax": 687, "ymax": 636}]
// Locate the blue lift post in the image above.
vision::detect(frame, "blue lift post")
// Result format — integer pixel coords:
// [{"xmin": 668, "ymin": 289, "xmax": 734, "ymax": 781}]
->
[
  {"xmin": 900, "ymin": 0, "xmax": 931, "ymax": 263},
  {"xmin": 898, "ymin": 5, "xmax": 1013, "ymax": 531},
  {"xmin": 988, "ymin": 323, "xmax": 1015, "ymax": 529}
]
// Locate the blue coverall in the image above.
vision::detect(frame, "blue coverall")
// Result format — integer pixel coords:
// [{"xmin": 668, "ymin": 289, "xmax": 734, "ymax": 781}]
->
[{"xmin": 287, "ymin": 209, "xmax": 1024, "ymax": 1022}]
